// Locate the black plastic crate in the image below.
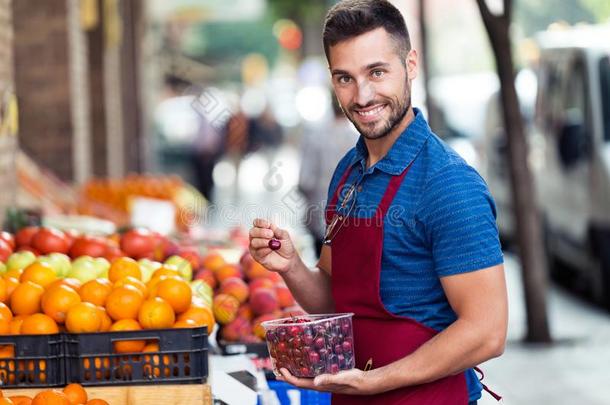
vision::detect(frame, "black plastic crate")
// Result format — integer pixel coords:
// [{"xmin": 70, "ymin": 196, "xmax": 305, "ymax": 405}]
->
[
  {"xmin": 0, "ymin": 333, "xmax": 64, "ymax": 388},
  {"xmin": 64, "ymin": 326, "xmax": 208, "ymax": 386}
]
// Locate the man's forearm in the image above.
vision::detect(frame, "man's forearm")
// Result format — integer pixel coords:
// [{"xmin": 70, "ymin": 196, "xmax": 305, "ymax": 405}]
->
[
  {"xmin": 281, "ymin": 256, "xmax": 334, "ymax": 314},
  {"xmin": 370, "ymin": 318, "xmax": 505, "ymax": 392}
]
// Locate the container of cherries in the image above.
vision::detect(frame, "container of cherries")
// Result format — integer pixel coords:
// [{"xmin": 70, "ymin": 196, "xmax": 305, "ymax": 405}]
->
[{"xmin": 261, "ymin": 313, "xmax": 355, "ymax": 378}]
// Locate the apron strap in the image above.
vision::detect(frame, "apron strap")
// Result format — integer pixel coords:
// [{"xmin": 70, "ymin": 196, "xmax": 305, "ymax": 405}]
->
[
  {"xmin": 328, "ymin": 165, "xmax": 355, "ymax": 208},
  {"xmin": 474, "ymin": 366, "xmax": 503, "ymax": 401},
  {"xmin": 376, "ymin": 163, "xmax": 413, "ymax": 217}
]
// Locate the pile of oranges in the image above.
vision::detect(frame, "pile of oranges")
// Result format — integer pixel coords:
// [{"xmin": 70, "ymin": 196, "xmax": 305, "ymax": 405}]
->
[
  {"xmin": 0, "ymin": 256, "xmax": 215, "ymax": 385},
  {"xmin": 0, "ymin": 383, "xmax": 108, "ymax": 404}
]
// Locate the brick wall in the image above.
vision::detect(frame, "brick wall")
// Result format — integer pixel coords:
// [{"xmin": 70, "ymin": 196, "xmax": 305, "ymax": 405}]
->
[{"xmin": 12, "ymin": 0, "xmax": 75, "ymax": 182}]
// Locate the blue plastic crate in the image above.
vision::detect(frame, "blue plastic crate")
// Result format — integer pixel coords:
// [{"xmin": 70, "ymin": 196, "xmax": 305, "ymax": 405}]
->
[{"xmin": 260, "ymin": 380, "xmax": 331, "ymax": 405}]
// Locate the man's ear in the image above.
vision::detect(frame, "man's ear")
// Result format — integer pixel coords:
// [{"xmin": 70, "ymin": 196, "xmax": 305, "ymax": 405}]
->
[{"xmin": 406, "ymin": 49, "xmax": 418, "ymax": 81}]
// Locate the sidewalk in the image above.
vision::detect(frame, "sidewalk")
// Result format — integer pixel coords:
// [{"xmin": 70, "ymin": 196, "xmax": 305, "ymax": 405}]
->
[{"xmin": 479, "ymin": 254, "xmax": 610, "ymax": 404}]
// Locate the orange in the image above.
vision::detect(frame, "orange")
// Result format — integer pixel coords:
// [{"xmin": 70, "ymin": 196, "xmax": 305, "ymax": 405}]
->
[
  {"xmin": 105, "ymin": 285, "xmax": 143, "ymax": 321},
  {"xmin": 4, "ymin": 268, "xmax": 23, "ymax": 280},
  {"xmin": 146, "ymin": 274, "xmax": 182, "ymax": 298},
  {"xmin": 138, "ymin": 298, "xmax": 175, "ymax": 329},
  {"xmin": 0, "ymin": 398, "xmax": 14, "ymax": 405},
  {"xmin": 65, "ymin": 303, "xmax": 101, "ymax": 333},
  {"xmin": 31, "ymin": 390, "xmax": 69, "ymax": 405},
  {"xmin": 3, "ymin": 277, "xmax": 19, "ymax": 301},
  {"xmin": 0, "ymin": 302, "xmax": 12, "ymax": 324},
  {"xmin": 96, "ymin": 306, "xmax": 112, "ymax": 332},
  {"xmin": 0, "ymin": 278, "xmax": 7, "ymax": 303},
  {"xmin": 0, "ymin": 319, "xmax": 9, "ymax": 335},
  {"xmin": 62, "ymin": 383, "xmax": 87, "ymax": 405},
  {"xmin": 113, "ymin": 276, "xmax": 147, "ymax": 298},
  {"xmin": 48, "ymin": 278, "xmax": 82, "ymax": 292},
  {"xmin": 79, "ymin": 279, "xmax": 112, "ymax": 307},
  {"xmin": 152, "ymin": 266, "xmax": 180, "ymax": 279},
  {"xmin": 9, "ymin": 316, "xmax": 26, "ymax": 335},
  {"xmin": 109, "ymin": 319, "xmax": 145, "ymax": 353},
  {"xmin": 8, "ymin": 396, "xmax": 32, "ymax": 405},
  {"xmin": 20, "ymin": 314, "xmax": 59, "ymax": 335},
  {"xmin": 108, "ymin": 257, "xmax": 141, "ymax": 283},
  {"xmin": 10, "ymin": 282, "xmax": 44, "ymax": 316},
  {"xmin": 155, "ymin": 278, "xmax": 191, "ymax": 314},
  {"xmin": 141, "ymin": 342, "xmax": 170, "ymax": 377},
  {"xmin": 0, "ymin": 345, "xmax": 14, "ymax": 358},
  {"xmin": 173, "ymin": 319, "xmax": 197, "ymax": 328},
  {"xmin": 20, "ymin": 262, "xmax": 57, "ymax": 289},
  {"xmin": 177, "ymin": 305, "xmax": 215, "ymax": 332},
  {"xmin": 41, "ymin": 285, "xmax": 81, "ymax": 324},
  {"xmin": 85, "ymin": 400, "xmax": 109, "ymax": 405},
  {"xmin": 82, "ymin": 357, "xmax": 110, "ymax": 380}
]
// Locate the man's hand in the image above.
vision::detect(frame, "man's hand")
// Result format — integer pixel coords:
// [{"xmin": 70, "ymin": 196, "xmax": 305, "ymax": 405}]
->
[
  {"xmin": 249, "ymin": 218, "xmax": 296, "ymax": 274},
  {"xmin": 277, "ymin": 368, "xmax": 381, "ymax": 396}
]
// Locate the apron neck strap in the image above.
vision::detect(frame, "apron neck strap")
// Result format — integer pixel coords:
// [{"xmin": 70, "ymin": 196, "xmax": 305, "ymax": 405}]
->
[
  {"xmin": 329, "ymin": 165, "xmax": 355, "ymax": 207},
  {"xmin": 376, "ymin": 163, "xmax": 413, "ymax": 217}
]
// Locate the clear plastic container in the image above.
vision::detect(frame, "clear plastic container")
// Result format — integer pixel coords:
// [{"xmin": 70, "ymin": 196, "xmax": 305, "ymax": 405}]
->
[{"xmin": 261, "ymin": 313, "xmax": 355, "ymax": 378}]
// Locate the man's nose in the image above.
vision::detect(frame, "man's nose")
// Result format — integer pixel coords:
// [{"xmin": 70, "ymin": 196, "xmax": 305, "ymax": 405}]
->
[{"xmin": 355, "ymin": 80, "xmax": 376, "ymax": 107}]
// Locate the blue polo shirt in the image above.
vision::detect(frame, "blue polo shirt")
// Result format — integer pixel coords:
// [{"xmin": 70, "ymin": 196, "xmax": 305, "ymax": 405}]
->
[{"xmin": 326, "ymin": 108, "xmax": 503, "ymax": 402}]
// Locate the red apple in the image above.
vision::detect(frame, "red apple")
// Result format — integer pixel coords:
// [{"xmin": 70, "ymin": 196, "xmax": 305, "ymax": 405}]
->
[
  {"xmin": 15, "ymin": 226, "xmax": 39, "ymax": 247},
  {"xmin": 31, "ymin": 228, "xmax": 70, "ymax": 254}
]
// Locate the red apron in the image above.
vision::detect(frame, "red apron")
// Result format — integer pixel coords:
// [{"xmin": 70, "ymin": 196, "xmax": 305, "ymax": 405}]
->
[{"xmin": 326, "ymin": 164, "xmax": 469, "ymax": 405}]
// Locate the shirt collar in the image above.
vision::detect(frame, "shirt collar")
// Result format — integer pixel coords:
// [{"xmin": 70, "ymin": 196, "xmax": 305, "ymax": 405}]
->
[{"xmin": 349, "ymin": 108, "xmax": 431, "ymax": 175}]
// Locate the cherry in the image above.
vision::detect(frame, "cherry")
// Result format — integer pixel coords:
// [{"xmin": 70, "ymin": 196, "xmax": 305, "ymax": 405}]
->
[
  {"xmin": 314, "ymin": 337, "xmax": 325, "ymax": 349},
  {"xmin": 334, "ymin": 344, "xmax": 343, "ymax": 355},
  {"xmin": 308, "ymin": 351, "xmax": 320, "ymax": 364},
  {"xmin": 269, "ymin": 239, "xmax": 281, "ymax": 250},
  {"xmin": 329, "ymin": 363, "xmax": 339, "ymax": 374},
  {"xmin": 302, "ymin": 333, "xmax": 314, "ymax": 346},
  {"xmin": 341, "ymin": 341, "xmax": 352, "ymax": 353}
]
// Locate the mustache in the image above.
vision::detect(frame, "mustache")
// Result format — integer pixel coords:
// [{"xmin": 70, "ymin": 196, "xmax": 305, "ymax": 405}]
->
[{"xmin": 349, "ymin": 100, "xmax": 389, "ymax": 111}]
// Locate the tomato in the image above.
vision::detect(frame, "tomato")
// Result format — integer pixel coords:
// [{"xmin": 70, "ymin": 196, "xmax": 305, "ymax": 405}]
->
[
  {"xmin": 0, "ymin": 238, "xmax": 13, "ymax": 262},
  {"xmin": 120, "ymin": 228, "xmax": 156, "ymax": 259},
  {"xmin": 0, "ymin": 231, "xmax": 15, "ymax": 250},
  {"xmin": 31, "ymin": 228, "xmax": 70, "ymax": 254},
  {"xmin": 15, "ymin": 226, "xmax": 39, "ymax": 247},
  {"xmin": 69, "ymin": 236, "xmax": 109, "ymax": 258}
]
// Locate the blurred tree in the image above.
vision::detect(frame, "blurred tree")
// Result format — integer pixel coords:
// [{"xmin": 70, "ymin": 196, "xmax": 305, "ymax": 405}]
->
[
  {"xmin": 515, "ymin": 0, "xmax": 595, "ymax": 36},
  {"xmin": 476, "ymin": 0, "xmax": 552, "ymax": 343},
  {"xmin": 579, "ymin": 0, "xmax": 610, "ymax": 22}
]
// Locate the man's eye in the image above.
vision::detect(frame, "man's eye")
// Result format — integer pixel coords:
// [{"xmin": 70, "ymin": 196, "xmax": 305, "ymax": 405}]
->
[
  {"xmin": 338, "ymin": 76, "xmax": 352, "ymax": 84},
  {"xmin": 371, "ymin": 70, "xmax": 385, "ymax": 78}
]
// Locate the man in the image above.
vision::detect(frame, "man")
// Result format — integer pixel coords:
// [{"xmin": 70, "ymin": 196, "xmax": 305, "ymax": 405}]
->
[{"xmin": 249, "ymin": 1, "xmax": 507, "ymax": 404}]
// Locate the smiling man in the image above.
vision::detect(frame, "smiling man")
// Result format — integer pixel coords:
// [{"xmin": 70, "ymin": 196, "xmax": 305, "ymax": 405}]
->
[{"xmin": 249, "ymin": 1, "xmax": 508, "ymax": 404}]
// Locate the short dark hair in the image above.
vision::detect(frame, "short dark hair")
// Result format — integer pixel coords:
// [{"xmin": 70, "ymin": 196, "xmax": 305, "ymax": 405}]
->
[{"xmin": 323, "ymin": 0, "xmax": 411, "ymax": 63}]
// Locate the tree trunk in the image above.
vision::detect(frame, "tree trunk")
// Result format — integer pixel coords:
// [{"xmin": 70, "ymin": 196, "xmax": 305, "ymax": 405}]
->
[
  {"xmin": 418, "ymin": 0, "xmax": 440, "ymax": 131},
  {"xmin": 476, "ymin": 0, "xmax": 552, "ymax": 343}
]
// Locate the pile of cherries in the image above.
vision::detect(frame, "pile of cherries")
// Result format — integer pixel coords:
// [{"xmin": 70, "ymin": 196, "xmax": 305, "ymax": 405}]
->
[{"xmin": 264, "ymin": 316, "xmax": 355, "ymax": 377}]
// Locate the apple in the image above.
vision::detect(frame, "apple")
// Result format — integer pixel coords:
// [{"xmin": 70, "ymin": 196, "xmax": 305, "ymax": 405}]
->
[
  {"xmin": 93, "ymin": 257, "xmax": 111, "ymax": 278},
  {"xmin": 190, "ymin": 279, "xmax": 213, "ymax": 300},
  {"xmin": 68, "ymin": 256, "xmax": 100, "ymax": 283},
  {"xmin": 138, "ymin": 259, "xmax": 162, "ymax": 283},
  {"xmin": 15, "ymin": 226, "xmax": 39, "ymax": 247},
  {"xmin": 165, "ymin": 255, "xmax": 193, "ymax": 281},
  {"xmin": 0, "ymin": 262, "xmax": 5, "ymax": 275},
  {"xmin": 0, "ymin": 232, "xmax": 15, "ymax": 250},
  {"xmin": 31, "ymin": 228, "xmax": 70, "ymax": 254},
  {"xmin": 0, "ymin": 239, "xmax": 13, "ymax": 262},
  {"xmin": 69, "ymin": 236, "xmax": 109, "ymax": 258},
  {"xmin": 120, "ymin": 228, "xmax": 155, "ymax": 259},
  {"xmin": 5, "ymin": 251, "xmax": 37, "ymax": 272},
  {"xmin": 38, "ymin": 253, "xmax": 72, "ymax": 277}
]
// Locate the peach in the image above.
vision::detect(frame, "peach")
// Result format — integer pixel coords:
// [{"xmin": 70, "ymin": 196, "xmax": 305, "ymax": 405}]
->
[
  {"xmin": 202, "ymin": 252, "xmax": 226, "ymax": 272},
  {"xmin": 220, "ymin": 316, "xmax": 252, "ymax": 342},
  {"xmin": 215, "ymin": 264, "xmax": 242, "ymax": 284},
  {"xmin": 241, "ymin": 251, "xmax": 273, "ymax": 280},
  {"xmin": 248, "ymin": 278, "xmax": 274, "ymax": 295},
  {"xmin": 212, "ymin": 293, "xmax": 240, "ymax": 325},
  {"xmin": 249, "ymin": 288, "xmax": 279, "ymax": 316},
  {"xmin": 194, "ymin": 269, "xmax": 217, "ymax": 289},
  {"xmin": 275, "ymin": 283, "xmax": 295, "ymax": 308},
  {"xmin": 237, "ymin": 304, "xmax": 254, "ymax": 321},
  {"xmin": 252, "ymin": 313, "xmax": 279, "ymax": 339},
  {"xmin": 219, "ymin": 277, "xmax": 249, "ymax": 304}
]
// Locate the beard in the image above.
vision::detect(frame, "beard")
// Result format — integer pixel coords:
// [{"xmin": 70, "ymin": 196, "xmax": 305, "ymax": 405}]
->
[{"xmin": 344, "ymin": 83, "xmax": 411, "ymax": 140}]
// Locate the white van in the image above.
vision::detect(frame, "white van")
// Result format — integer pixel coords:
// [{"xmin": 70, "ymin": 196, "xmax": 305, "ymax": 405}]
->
[{"xmin": 531, "ymin": 25, "xmax": 610, "ymax": 305}]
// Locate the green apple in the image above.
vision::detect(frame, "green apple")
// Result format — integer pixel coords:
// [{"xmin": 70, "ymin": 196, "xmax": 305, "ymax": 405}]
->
[
  {"xmin": 68, "ymin": 256, "xmax": 99, "ymax": 283},
  {"xmin": 190, "ymin": 279, "xmax": 213, "ymax": 301},
  {"xmin": 6, "ymin": 251, "xmax": 36, "ymax": 272},
  {"xmin": 0, "ymin": 262, "xmax": 5, "ymax": 275},
  {"xmin": 39, "ymin": 253, "xmax": 72, "ymax": 277},
  {"xmin": 165, "ymin": 255, "xmax": 192, "ymax": 281},
  {"xmin": 93, "ymin": 257, "xmax": 110, "ymax": 278},
  {"xmin": 138, "ymin": 259, "xmax": 162, "ymax": 283}
]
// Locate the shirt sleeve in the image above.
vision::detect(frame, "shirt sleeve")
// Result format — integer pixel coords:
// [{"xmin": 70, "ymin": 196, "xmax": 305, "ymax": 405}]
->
[{"xmin": 418, "ymin": 163, "xmax": 504, "ymax": 277}]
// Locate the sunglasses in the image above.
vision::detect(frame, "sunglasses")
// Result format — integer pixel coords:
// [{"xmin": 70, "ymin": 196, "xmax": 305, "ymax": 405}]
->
[{"xmin": 323, "ymin": 181, "xmax": 359, "ymax": 245}]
